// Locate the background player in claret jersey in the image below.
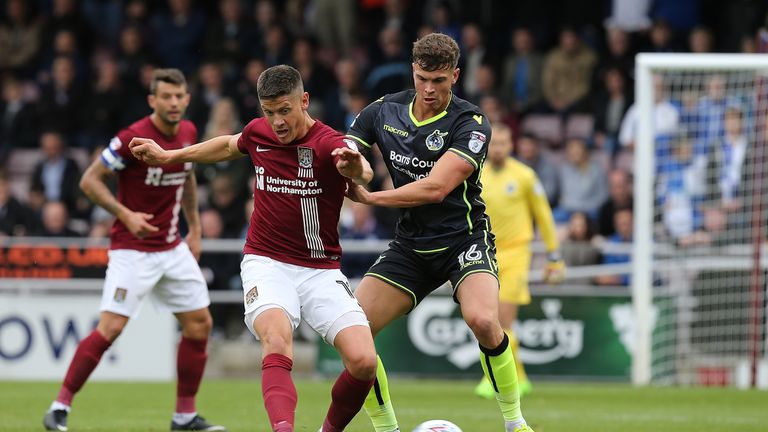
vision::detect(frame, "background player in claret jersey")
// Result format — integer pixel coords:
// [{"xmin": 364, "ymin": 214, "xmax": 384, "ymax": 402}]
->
[
  {"xmin": 129, "ymin": 65, "xmax": 378, "ymax": 432},
  {"xmin": 344, "ymin": 33, "xmax": 535, "ymax": 432},
  {"xmin": 474, "ymin": 123, "xmax": 565, "ymax": 400},
  {"xmin": 43, "ymin": 69, "xmax": 225, "ymax": 432}
]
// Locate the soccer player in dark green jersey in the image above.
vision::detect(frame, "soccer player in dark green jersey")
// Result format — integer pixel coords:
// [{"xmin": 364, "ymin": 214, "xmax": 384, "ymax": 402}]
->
[{"xmin": 344, "ymin": 33, "xmax": 534, "ymax": 432}]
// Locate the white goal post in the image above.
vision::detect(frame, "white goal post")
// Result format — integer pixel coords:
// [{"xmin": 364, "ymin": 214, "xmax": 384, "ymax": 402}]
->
[{"xmin": 634, "ymin": 54, "xmax": 768, "ymax": 386}]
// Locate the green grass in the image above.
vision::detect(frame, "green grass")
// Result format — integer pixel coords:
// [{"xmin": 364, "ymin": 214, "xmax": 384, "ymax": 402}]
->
[{"xmin": 3, "ymin": 379, "xmax": 767, "ymax": 431}]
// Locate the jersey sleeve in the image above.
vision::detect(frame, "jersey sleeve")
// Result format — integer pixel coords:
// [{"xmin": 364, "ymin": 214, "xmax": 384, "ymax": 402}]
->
[
  {"xmin": 345, "ymin": 98, "xmax": 383, "ymax": 152},
  {"xmin": 237, "ymin": 119, "xmax": 255, "ymax": 155},
  {"xmin": 446, "ymin": 113, "xmax": 492, "ymax": 170},
  {"xmin": 527, "ymin": 171, "xmax": 560, "ymax": 252},
  {"xmin": 100, "ymin": 128, "xmax": 135, "ymax": 171}
]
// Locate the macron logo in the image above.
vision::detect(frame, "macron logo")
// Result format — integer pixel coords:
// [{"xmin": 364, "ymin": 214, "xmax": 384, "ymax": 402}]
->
[{"xmin": 256, "ymin": 146, "xmax": 271, "ymax": 152}]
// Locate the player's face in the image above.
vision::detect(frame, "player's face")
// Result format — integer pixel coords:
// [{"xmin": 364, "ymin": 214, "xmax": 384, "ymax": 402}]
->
[
  {"xmin": 148, "ymin": 82, "xmax": 190, "ymax": 126},
  {"xmin": 412, "ymin": 63, "xmax": 459, "ymax": 114},
  {"xmin": 260, "ymin": 90, "xmax": 310, "ymax": 144}
]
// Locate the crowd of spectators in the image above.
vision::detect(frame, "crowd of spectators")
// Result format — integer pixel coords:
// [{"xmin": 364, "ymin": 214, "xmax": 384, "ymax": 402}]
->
[{"xmin": 1, "ymin": 0, "xmax": 766, "ymax": 288}]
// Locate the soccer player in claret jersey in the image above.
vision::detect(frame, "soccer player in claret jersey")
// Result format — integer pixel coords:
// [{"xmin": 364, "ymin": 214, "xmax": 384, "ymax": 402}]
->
[
  {"xmin": 42, "ymin": 69, "xmax": 225, "ymax": 431},
  {"xmin": 129, "ymin": 65, "xmax": 378, "ymax": 432},
  {"xmin": 344, "ymin": 33, "xmax": 535, "ymax": 432}
]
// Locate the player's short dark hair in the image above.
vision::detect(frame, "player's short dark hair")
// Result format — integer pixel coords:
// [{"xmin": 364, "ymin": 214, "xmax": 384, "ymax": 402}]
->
[
  {"xmin": 150, "ymin": 68, "xmax": 187, "ymax": 94},
  {"xmin": 412, "ymin": 33, "xmax": 460, "ymax": 71},
  {"xmin": 257, "ymin": 65, "xmax": 304, "ymax": 100}
]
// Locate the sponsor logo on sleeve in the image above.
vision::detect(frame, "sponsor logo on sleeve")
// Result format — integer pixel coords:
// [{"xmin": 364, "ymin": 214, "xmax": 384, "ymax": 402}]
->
[{"xmin": 468, "ymin": 131, "xmax": 486, "ymax": 154}]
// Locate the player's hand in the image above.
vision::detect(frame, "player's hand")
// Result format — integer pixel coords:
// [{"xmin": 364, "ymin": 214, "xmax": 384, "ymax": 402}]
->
[
  {"xmin": 185, "ymin": 230, "xmax": 201, "ymax": 261},
  {"xmin": 332, "ymin": 147, "xmax": 365, "ymax": 180},
  {"xmin": 543, "ymin": 251, "xmax": 566, "ymax": 284},
  {"xmin": 129, "ymin": 137, "xmax": 169, "ymax": 165},
  {"xmin": 122, "ymin": 211, "xmax": 159, "ymax": 239},
  {"xmin": 345, "ymin": 182, "xmax": 373, "ymax": 204}
]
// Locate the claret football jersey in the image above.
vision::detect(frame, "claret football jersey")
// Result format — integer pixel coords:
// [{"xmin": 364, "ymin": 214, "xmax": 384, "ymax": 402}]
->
[
  {"xmin": 100, "ymin": 116, "xmax": 197, "ymax": 251},
  {"xmin": 238, "ymin": 118, "xmax": 353, "ymax": 269},
  {"xmin": 346, "ymin": 89, "xmax": 492, "ymax": 245}
]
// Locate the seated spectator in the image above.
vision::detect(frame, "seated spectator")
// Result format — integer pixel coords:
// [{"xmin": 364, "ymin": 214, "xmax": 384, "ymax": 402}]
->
[
  {"xmin": 199, "ymin": 208, "xmax": 241, "ymax": 291},
  {"xmin": 235, "ymin": 58, "xmax": 265, "ymax": 122},
  {"xmin": 324, "ymin": 58, "xmax": 364, "ymax": 131},
  {"xmin": 515, "ymin": 133, "xmax": 559, "ymax": 205},
  {"xmin": 554, "ymin": 138, "xmax": 609, "ymax": 222},
  {"xmin": 593, "ymin": 67, "xmax": 631, "ymax": 156},
  {"xmin": 208, "ymin": 173, "xmax": 246, "ymax": 238},
  {"xmin": 594, "ymin": 208, "xmax": 633, "ymax": 286},
  {"xmin": 597, "ymin": 168, "xmax": 633, "ymax": 237},
  {"xmin": 542, "ymin": 28, "xmax": 597, "ymax": 114},
  {"xmin": 30, "ymin": 131, "xmax": 85, "ymax": 217},
  {"xmin": 37, "ymin": 56, "xmax": 86, "ymax": 143},
  {"xmin": 0, "ymin": 77, "xmax": 38, "ymax": 163},
  {"xmin": 0, "ymin": 0, "xmax": 43, "ymax": 77},
  {"xmin": 202, "ymin": 0, "xmax": 253, "ymax": 70},
  {"xmin": 657, "ymin": 132, "xmax": 707, "ymax": 244},
  {"xmin": 0, "ymin": 170, "xmax": 34, "ymax": 236},
  {"xmin": 594, "ymin": 27, "xmax": 634, "ymax": 85},
  {"xmin": 82, "ymin": 57, "xmax": 124, "ymax": 150},
  {"xmin": 459, "ymin": 23, "xmax": 492, "ymax": 101},
  {"xmin": 149, "ymin": 0, "xmax": 205, "ymax": 74},
  {"xmin": 619, "ymin": 74, "xmax": 680, "ymax": 149},
  {"xmin": 35, "ymin": 201, "xmax": 80, "ymax": 237},
  {"xmin": 187, "ymin": 61, "xmax": 233, "ymax": 132},
  {"xmin": 500, "ymin": 27, "xmax": 544, "ymax": 114},
  {"xmin": 339, "ymin": 201, "xmax": 382, "ymax": 278},
  {"xmin": 561, "ymin": 211, "xmax": 601, "ymax": 284},
  {"xmin": 365, "ymin": 26, "xmax": 411, "ymax": 97},
  {"xmin": 689, "ymin": 25, "xmax": 714, "ymax": 53}
]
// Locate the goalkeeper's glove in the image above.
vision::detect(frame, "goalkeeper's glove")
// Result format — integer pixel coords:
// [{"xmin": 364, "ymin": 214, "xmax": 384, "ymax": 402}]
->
[{"xmin": 543, "ymin": 251, "xmax": 566, "ymax": 284}]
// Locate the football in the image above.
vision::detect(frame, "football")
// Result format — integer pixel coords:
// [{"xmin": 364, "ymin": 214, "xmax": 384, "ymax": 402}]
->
[{"xmin": 412, "ymin": 420, "xmax": 464, "ymax": 432}]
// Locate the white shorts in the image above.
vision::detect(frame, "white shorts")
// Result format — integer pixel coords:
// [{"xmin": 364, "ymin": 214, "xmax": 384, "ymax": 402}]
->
[
  {"xmin": 240, "ymin": 254, "xmax": 368, "ymax": 345},
  {"xmin": 100, "ymin": 242, "xmax": 210, "ymax": 317}
]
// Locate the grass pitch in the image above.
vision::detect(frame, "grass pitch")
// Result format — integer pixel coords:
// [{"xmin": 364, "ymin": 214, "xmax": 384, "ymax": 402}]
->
[{"xmin": 2, "ymin": 379, "xmax": 766, "ymax": 431}]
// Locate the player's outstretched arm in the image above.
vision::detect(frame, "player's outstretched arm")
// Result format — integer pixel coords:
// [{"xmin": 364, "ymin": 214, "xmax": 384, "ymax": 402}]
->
[
  {"xmin": 129, "ymin": 134, "xmax": 243, "ymax": 165},
  {"xmin": 347, "ymin": 151, "xmax": 473, "ymax": 208},
  {"xmin": 79, "ymin": 158, "xmax": 159, "ymax": 239},
  {"xmin": 332, "ymin": 147, "xmax": 373, "ymax": 185}
]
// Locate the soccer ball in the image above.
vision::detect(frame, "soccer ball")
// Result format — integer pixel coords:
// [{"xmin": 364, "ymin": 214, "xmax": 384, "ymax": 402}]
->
[{"xmin": 412, "ymin": 420, "xmax": 463, "ymax": 432}]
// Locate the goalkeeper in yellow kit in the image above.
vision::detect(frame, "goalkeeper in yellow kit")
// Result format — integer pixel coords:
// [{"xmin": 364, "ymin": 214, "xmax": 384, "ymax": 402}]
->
[{"xmin": 475, "ymin": 123, "xmax": 565, "ymax": 399}]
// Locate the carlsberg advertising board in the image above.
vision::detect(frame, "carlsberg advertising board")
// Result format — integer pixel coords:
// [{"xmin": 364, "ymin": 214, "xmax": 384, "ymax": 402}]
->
[{"xmin": 318, "ymin": 293, "xmax": 654, "ymax": 379}]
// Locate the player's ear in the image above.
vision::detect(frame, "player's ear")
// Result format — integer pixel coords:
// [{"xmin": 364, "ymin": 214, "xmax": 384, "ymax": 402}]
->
[
  {"xmin": 301, "ymin": 91, "xmax": 310, "ymax": 110},
  {"xmin": 147, "ymin": 94, "xmax": 156, "ymax": 110},
  {"xmin": 452, "ymin": 67, "xmax": 460, "ymax": 85}
]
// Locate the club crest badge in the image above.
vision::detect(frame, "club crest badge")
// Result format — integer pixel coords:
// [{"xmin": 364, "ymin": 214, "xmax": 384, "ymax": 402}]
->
[
  {"xmin": 425, "ymin": 129, "xmax": 448, "ymax": 151},
  {"xmin": 114, "ymin": 287, "xmax": 128, "ymax": 303},
  {"xmin": 297, "ymin": 146, "xmax": 313, "ymax": 169},
  {"xmin": 468, "ymin": 131, "xmax": 486, "ymax": 154}
]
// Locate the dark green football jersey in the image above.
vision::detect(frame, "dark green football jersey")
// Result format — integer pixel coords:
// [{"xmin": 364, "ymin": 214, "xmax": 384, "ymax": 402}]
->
[{"xmin": 346, "ymin": 89, "xmax": 492, "ymax": 245}]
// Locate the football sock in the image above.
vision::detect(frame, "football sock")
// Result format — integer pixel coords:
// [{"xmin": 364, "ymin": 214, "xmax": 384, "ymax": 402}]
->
[
  {"xmin": 56, "ymin": 330, "xmax": 112, "ymax": 406},
  {"xmin": 176, "ymin": 336, "xmax": 208, "ymax": 413},
  {"xmin": 262, "ymin": 353, "xmax": 297, "ymax": 430},
  {"xmin": 363, "ymin": 356, "xmax": 399, "ymax": 432},
  {"xmin": 479, "ymin": 333, "xmax": 526, "ymax": 425},
  {"xmin": 323, "ymin": 368, "xmax": 375, "ymax": 431},
  {"xmin": 172, "ymin": 412, "xmax": 197, "ymax": 425},
  {"xmin": 505, "ymin": 329, "xmax": 528, "ymax": 384}
]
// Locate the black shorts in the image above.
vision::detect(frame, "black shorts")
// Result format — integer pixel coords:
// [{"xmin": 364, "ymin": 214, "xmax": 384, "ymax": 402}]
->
[{"xmin": 364, "ymin": 230, "xmax": 498, "ymax": 311}]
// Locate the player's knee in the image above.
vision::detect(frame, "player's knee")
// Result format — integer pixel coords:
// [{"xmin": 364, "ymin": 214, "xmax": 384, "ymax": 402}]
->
[
  {"xmin": 97, "ymin": 320, "xmax": 126, "ymax": 342},
  {"xmin": 260, "ymin": 331, "xmax": 292, "ymax": 356},
  {"xmin": 346, "ymin": 351, "xmax": 377, "ymax": 380},
  {"xmin": 465, "ymin": 314, "xmax": 497, "ymax": 341}
]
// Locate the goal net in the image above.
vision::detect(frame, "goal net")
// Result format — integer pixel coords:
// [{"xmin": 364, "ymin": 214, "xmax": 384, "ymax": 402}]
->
[{"xmin": 633, "ymin": 54, "xmax": 768, "ymax": 387}]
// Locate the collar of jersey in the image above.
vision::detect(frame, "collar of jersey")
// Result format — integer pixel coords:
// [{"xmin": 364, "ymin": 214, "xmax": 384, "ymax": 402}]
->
[{"xmin": 408, "ymin": 92, "xmax": 452, "ymax": 127}]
